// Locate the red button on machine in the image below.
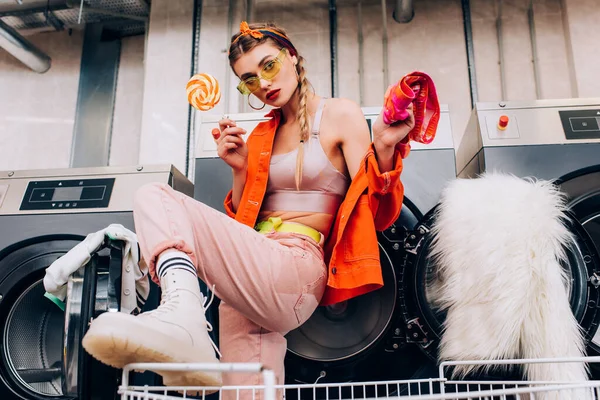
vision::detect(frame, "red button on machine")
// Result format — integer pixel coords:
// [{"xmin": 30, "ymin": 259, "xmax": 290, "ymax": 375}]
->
[{"xmin": 498, "ymin": 115, "xmax": 509, "ymax": 130}]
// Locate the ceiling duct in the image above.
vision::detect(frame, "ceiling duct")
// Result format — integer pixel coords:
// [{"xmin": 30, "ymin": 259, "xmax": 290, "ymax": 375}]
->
[
  {"xmin": 0, "ymin": 1, "xmax": 66, "ymax": 14},
  {"xmin": 0, "ymin": 0, "xmax": 149, "ymax": 38},
  {"xmin": 0, "ymin": 0, "xmax": 149, "ymax": 71},
  {"xmin": 393, "ymin": 0, "xmax": 414, "ymax": 23},
  {"xmin": 0, "ymin": 17, "xmax": 50, "ymax": 72}
]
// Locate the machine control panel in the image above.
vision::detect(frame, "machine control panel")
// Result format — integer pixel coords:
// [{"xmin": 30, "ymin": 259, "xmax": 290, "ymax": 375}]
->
[
  {"xmin": 559, "ymin": 109, "xmax": 600, "ymax": 140},
  {"xmin": 20, "ymin": 178, "xmax": 115, "ymax": 211}
]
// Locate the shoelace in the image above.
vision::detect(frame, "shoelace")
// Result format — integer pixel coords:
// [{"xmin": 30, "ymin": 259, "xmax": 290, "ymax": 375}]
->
[
  {"xmin": 202, "ymin": 284, "xmax": 222, "ymax": 359},
  {"xmin": 149, "ymin": 289, "xmax": 179, "ymax": 314},
  {"xmin": 151, "ymin": 284, "xmax": 222, "ymax": 359}
]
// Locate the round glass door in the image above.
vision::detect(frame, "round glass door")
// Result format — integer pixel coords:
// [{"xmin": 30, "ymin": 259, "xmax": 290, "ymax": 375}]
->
[
  {"xmin": 559, "ymin": 168, "xmax": 600, "ymax": 352},
  {"xmin": 4, "ymin": 279, "xmax": 64, "ymax": 396},
  {"xmin": 0, "ymin": 240, "xmax": 78, "ymax": 399}
]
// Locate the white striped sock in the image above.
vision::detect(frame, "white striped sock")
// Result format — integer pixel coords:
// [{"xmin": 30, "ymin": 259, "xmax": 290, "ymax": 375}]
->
[{"xmin": 156, "ymin": 250, "xmax": 196, "ymax": 278}]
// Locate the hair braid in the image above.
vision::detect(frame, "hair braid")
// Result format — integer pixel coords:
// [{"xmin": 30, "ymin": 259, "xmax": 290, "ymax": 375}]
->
[{"xmin": 295, "ymin": 55, "xmax": 310, "ymax": 190}]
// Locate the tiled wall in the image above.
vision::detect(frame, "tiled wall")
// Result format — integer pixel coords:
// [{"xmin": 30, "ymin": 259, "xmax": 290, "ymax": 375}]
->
[
  {"xmin": 109, "ymin": 35, "xmax": 145, "ymax": 167},
  {"xmin": 195, "ymin": 0, "xmax": 597, "ymax": 149},
  {"xmin": 0, "ymin": 30, "xmax": 83, "ymax": 171},
  {"xmin": 138, "ymin": 0, "xmax": 194, "ymax": 175},
  {"xmin": 1, "ymin": 0, "xmax": 599, "ymax": 172},
  {"xmin": 0, "ymin": 29, "xmax": 144, "ymax": 171},
  {"xmin": 562, "ymin": 0, "xmax": 600, "ymax": 98},
  {"xmin": 471, "ymin": 0, "xmax": 572, "ymax": 102}
]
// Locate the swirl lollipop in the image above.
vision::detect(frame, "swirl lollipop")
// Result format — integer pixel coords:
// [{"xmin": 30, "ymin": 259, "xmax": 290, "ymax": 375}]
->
[{"xmin": 186, "ymin": 73, "xmax": 221, "ymax": 111}]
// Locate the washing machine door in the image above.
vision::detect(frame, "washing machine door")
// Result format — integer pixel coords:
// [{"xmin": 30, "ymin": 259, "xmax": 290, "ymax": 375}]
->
[
  {"xmin": 400, "ymin": 205, "xmax": 600, "ymax": 363},
  {"xmin": 0, "ymin": 239, "xmax": 79, "ymax": 399},
  {"xmin": 0, "ymin": 239, "xmax": 123, "ymax": 400},
  {"xmin": 284, "ymin": 200, "xmax": 436, "ymax": 389},
  {"xmin": 63, "ymin": 239, "xmax": 124, "ymax": 399},
  {"xmin": 557, "ymin": 167, "xmax": 600, "ymax": 366}
]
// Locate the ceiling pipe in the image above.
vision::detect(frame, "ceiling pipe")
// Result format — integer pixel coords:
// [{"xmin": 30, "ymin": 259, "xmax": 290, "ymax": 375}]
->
[
  {"xmin": 381, "ymin": 0, "xmax": 389, "ymax": 90},
  {"xmin": 329, "ymin": 0, "xmax": 338, "ymax": 97},
  {"xmin": 357, "ymin": 0, "xmax": 364, "ymax": 106},
  {"xmin": 0, "ymin": 0, "xmax": 67, "ymax": 15},
  {"xmin": 65, "ymin": 0, "xmax": 148, "ymax": 22},
  {"xmin": 0, "ymin": 18, "xmax": 51, "ymax": 73},
  {"xmin": 393, "ymin": 0, "xmax": 414, "ymax": 23},
  {"xmin": 461, "ymin": 0, "xmax": 478, "ymax": 108}
]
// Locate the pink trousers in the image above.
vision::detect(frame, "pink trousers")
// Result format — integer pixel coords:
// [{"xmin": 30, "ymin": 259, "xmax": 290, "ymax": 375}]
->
[{"xmin": 132, "ymin": 183, "xmax": 327, "ymax": 396}]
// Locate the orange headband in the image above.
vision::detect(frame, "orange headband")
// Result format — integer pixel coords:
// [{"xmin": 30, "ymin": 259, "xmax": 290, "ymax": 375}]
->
[
  {"xmin": 230, "ymin": 21, "xmax": 297, "ymax": 55},
  {"xmin": 232, "ymin": 21, "xmax": 263, "ymax": 43}
]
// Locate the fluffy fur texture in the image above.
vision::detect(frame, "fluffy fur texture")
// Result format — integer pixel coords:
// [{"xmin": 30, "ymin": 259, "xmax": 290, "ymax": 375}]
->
[{"xmin": 427, "ymin": 173, "xmax": 589, "ymax": 398}]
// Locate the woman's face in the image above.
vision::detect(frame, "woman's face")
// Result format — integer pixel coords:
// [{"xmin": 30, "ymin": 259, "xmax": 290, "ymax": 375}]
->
[{"xmin": 232, "ymin": 43, "xmax": 299, "ymax": 108}]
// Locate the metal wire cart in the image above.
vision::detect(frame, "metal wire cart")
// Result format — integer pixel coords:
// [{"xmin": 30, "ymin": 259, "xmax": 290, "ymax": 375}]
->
[{"xmin": 118, "ymin": 356, "xmax": 600, "ymax": 400}]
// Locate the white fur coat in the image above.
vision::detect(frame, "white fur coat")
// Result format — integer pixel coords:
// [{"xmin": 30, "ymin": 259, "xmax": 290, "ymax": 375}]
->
[{"xmin": 427, "ymin": 173, "xmax": 589, "ymax": 398}]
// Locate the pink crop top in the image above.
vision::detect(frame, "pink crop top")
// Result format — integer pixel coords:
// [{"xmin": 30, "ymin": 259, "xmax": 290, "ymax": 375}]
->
[{"xmin": 262, "ymin": 99, "xmax": 350, "ymax": 215}]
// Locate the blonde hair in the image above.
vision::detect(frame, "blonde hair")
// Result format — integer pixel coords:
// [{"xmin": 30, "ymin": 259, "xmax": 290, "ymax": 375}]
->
[{"xmin": 228, "ymin": 22, "xmax": 311, "ymax": 190}]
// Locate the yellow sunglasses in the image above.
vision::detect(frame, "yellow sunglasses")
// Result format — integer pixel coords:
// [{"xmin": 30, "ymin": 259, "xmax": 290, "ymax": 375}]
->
[{"xmin": 237, "ymin": 48, "xmax": 288, "ymax": 95}]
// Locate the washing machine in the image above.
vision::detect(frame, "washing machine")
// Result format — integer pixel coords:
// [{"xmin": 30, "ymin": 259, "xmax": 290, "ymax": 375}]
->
[
  {"xmin": 456, "ymin": 99, "xmax": 600, "ymax": 258},
  {"xmin": 0, "ymin": 165, "xmax": 193, "ymax": 400},
  {"xmin": 454, "ymin": 98, "xmax": 600, "ymax": 369},
  {"xmin": 398, "ymin": 98, "xmax": 600, "ymax": 369},
  {"xmin": 193, "ymin": 105, "xmax": 457, "ymax": 389}
]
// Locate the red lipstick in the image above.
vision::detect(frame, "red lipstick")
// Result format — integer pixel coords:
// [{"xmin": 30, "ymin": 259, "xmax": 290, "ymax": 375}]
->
[{"xmin": 266, "ymin": 89, "xmax": 280, "ymax": 100}]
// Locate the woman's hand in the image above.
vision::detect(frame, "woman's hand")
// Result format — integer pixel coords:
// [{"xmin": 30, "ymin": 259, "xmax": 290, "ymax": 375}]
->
[
  {"xmin": 214, "ymin": 117, "xmax": 248, "ymax": 172},
  {"xmin": 371, "ymin": 103, "xmax": 415, "ymax": 158}
]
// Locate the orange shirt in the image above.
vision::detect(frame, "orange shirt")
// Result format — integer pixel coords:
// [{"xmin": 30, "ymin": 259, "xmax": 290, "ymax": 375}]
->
[{"xmin": 224, "ymin": 109, "xmax": 410, "ymax": 306}]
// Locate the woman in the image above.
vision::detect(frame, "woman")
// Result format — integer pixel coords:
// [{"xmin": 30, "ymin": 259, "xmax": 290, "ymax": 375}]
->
[{"xmin": 82, "ymin": 21, "xmax": 414, "ymax": 395}]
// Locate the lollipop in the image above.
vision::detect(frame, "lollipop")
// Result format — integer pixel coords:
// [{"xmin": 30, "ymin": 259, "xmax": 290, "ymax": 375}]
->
[{"xmin": 186, "ymin": 73, "xmax": 221, "ymax": 111}]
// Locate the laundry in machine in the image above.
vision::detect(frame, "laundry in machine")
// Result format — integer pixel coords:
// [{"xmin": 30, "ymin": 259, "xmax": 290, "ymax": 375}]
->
[
  {"xmin": 193, "ymin": 105, "xmax": 457, "ymax": 388},
  {"xmin": 0, "ymin": 165, "xmax": 193, "ymax": 400},
  {"xmin": 453, "ymin": 98, "xmax": 600, "ymax": 367}
]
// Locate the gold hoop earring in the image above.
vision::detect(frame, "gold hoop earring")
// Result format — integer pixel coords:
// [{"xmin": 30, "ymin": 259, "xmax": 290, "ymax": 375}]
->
[{"xmin": 248, "ymin": 95, "xmax": 266, "ymax": 111}]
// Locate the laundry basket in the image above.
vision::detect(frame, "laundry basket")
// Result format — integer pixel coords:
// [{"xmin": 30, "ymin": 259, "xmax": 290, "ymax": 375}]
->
[{"xmin": 118, "ymin": 357, "xmax": 600, "ymax": 400}]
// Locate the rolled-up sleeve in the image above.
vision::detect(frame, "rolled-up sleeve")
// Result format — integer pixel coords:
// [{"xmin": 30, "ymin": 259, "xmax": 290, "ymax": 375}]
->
[
  {"xmin": 364, "ymin": 141, "xmax": 410, "ymax": 231},
  {"xmin": 223, "ymin": 190, "xmax": 236, "ymax": 218},
  {"xmin": 365, "ymin": 141, "xmax": 409, "ymax": 194}
]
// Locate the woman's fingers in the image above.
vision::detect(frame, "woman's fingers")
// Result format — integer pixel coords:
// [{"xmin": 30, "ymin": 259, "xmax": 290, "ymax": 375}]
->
[
  {"xmin": 219, "ymin": 137, "xmax": 244, "ymax": 152},
  {"xmin": 222, "ymin": 142, "xmax": 239, "ymax": 150},
  {"xmin": 213, "ymin": 127, "xmax": 246, "ymax": 143},
  {"xmin": 404, "ymin": 107, "xmax": 415, "ymax": 128},
  {"xmin": 216, "ymin": 127, "xmax": 246, "ymax": 144},
  {"xmin": 218, "ymin": 118, "xmax": 236, "ymax": 132},
  {"xmin": 217, "ymin": 133, "xmax": 245, "ymax": 150},
  {"xmin": 224, "ymin": 134, "xmax": 244, "ymax": 145},
  {"xmin": 222, "ymin": 126, "xmax": 246, "ymax": 136}
]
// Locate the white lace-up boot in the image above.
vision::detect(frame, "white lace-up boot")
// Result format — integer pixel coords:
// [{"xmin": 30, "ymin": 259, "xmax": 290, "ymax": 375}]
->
[{"xmin": 82, "ymin": 267, "xmax": 222, "ymax": 389}]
